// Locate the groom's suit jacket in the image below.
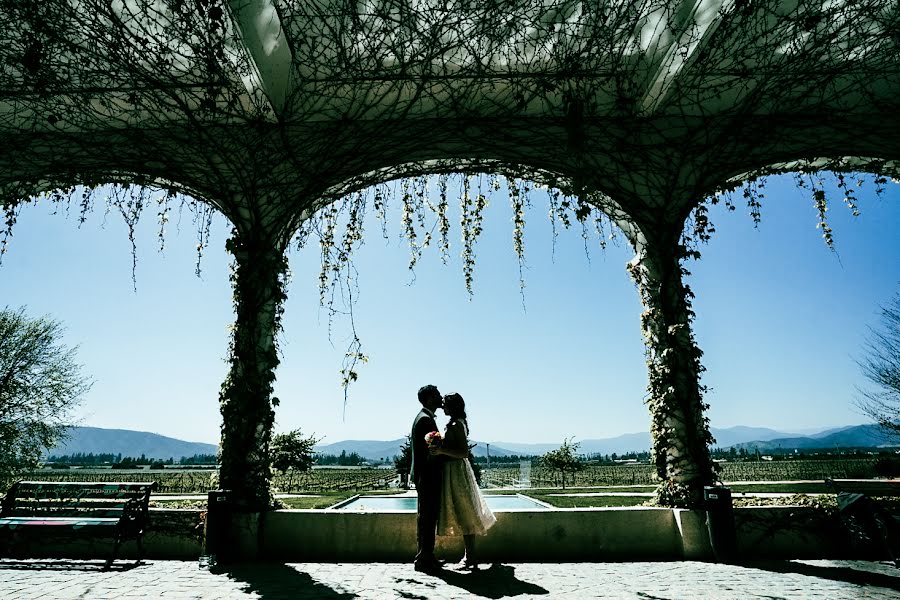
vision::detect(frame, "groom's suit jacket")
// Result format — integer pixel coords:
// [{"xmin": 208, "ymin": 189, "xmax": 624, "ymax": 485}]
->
[{"xmin": 410, "ymin": 408, "xmax": 441, "ymax": 488}]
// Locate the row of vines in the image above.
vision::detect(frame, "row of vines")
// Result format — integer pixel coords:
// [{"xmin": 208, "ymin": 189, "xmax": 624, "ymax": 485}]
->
[
  {"xmin": 484, "ymin": 459, "xmax": 882, "ymax": 488},
  {"xmin": 271, "ymin": 469, "xmax": 393, "ymax": 493},
  {"xmin": 24, "ymin": 459, "xmax": 881, "ymax": 494},
  {"xmin": 22, "ymin": 468, "xmax": 395, "ymax": 494}
]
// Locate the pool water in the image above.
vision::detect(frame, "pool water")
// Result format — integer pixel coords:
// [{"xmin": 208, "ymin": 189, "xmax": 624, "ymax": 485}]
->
[{"xmin": 331, "ymin": 494, "xmax": 550, "ymax": 511}]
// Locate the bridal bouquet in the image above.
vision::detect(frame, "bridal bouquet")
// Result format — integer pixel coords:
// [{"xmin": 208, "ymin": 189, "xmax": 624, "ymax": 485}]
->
[{"xmin": 424, "ymin": 430, "xmax": 442, "ymax": 449}]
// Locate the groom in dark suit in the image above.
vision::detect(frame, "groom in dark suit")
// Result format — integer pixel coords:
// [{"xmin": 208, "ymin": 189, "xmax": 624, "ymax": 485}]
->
[{"xmin": 411, "ymin": 384, "xmax": 444, "ymax": 573}]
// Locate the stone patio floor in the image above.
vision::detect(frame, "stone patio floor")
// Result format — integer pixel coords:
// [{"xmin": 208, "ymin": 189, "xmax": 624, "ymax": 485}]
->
[{"xmin": 0, "ymin": 558, "xmax": 898, "ymax": 599}]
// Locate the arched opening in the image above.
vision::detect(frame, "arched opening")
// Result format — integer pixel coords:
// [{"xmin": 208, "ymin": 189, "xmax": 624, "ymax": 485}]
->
[
  {"xmin": 688, "ymin": 162, "xmax": 900, "ymax": 439},
  {"xmin": 1, "ymin": 186, "xmax": 234, "ymax": 458},
  {"xmin": 277, "ymin": 172, "xmax": 648, "ymax": 452},
  {"xmin": 1, "ymin": 166, "xmax": 654, "ymax": 507}
]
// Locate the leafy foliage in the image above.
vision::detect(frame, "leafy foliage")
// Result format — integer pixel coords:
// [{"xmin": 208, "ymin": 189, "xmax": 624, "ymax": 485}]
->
[
  {"xmin": 270, "ymin": 429, "xmax": 321, "ymax": 475},
  {"xmin": 215, "ymin": 232, "xmax": 289, "ymax": 510},
  {"xmin": 874, "ymin": 457, "xmax": 900, "ymax": 479},
  {"xmin": 0, "ymin": 307, "xmax": 91, "ymax": 488},
  {"xmin": 0, "ymin": 0, "xmax": 897, "ymax": 512},
  {"xmin": 316, "ymin": 450, "xmax": 368, "ymax": 466},
  {"xmin": 627, "ymin": 240, "xmax": 718, "ymax": 507},
  {"xmin": 539, "ymin": 438, "xmax": 584, "ymax": 490},
  {"xmin": 393, "ymin": 434, "xmax": 412, "ymax": 475}
]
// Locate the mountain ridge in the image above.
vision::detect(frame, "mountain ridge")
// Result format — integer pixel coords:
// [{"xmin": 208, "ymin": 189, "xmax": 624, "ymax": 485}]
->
[
  {"xmin": 48, "ymin": 426, "xmax": 218, "ymax": 460},
  {"xmin": 731, "ymin": 424, "xmax": 897, "ymax": 452},
  {"xmin": 48, "ymin": 423, "xmax": 893, "ymax": 462}
]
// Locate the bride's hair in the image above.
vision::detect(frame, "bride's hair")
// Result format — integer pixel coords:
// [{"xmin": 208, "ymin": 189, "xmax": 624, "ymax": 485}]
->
[{"xmin": 443, "ymin": 393, "xmax": 468, "ymax": 432}]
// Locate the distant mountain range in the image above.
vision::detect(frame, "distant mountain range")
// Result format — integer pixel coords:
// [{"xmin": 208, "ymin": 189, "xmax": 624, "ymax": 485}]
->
[
  {"xmin": 48, "ymin": 423, "xmax": 897, "ymax": 462},
  {"xmin": 307, "ymin": 424, "xmax": 898, "ymax": 460},
  {"xmin": 729, "ymin": 424, "xmax": 899, "ymax": 452},
  {"xmin": 48, "ymin": 426, "xmax": 217, "ymax": 460}
]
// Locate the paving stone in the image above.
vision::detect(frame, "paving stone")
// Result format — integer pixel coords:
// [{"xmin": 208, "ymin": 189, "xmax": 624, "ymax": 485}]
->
[{"xmin": 0, "ymin": 559, "xmax": 898, "ymax": 599}]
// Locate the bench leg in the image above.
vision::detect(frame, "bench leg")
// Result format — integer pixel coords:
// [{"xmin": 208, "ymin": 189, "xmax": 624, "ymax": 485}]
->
[
  {"xmin": 1, "ymin": 530, "xmax": 22, "ymax": 559},
  {"xmin": 105, "ymin": 537, "xmax": 121, "ymax": 570},
  {"xmin": 136, "ymin": 534, "xmax": 145, "ymax": 566}
]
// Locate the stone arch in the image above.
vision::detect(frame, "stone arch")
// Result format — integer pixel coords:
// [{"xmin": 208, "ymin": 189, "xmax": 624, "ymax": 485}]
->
[{"xmin": 630, "ymin": 154, "xmax": 900, "ymax": 506}]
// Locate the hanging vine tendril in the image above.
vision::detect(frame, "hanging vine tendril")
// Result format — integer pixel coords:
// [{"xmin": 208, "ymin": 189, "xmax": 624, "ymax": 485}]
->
[
  {"xmin": 2, "ymin": 0, "xmax": 898, "ymax": 514},
  {"xmin": 0, "ymin": 183, "xmax": 217, "ymax": 286}
]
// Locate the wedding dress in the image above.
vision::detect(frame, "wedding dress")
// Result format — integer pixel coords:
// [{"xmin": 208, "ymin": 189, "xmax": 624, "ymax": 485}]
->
[{"xmin": 438, "ymin": 419, "xmax": 497, "ymax": 536}]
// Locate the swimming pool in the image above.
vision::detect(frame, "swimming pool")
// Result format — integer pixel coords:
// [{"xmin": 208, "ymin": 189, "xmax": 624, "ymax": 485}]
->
[{"xmin": 330, "ymin": 494, "xmax": 552, "ymax": 511}]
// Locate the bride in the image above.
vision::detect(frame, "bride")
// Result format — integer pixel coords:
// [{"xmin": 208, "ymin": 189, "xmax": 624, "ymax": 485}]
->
[{"xmin": 430, "ymin": 392, "xmax": 496, "ymax": 569}]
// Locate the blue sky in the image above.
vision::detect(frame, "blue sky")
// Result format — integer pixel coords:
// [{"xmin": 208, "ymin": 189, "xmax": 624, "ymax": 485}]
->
[{"xmin": 1, "ymin": 175, "xmax": 897, "ymax": 446}]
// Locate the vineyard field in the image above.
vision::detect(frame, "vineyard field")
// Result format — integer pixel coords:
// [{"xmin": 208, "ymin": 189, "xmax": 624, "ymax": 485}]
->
[
  {"xmin": 22, "ymin": 458, "xmax": 882, "ymax": 495},
  {"xmin": 482, "ymin": 458, "xmax": 882, "ymax": 488},
  {"xmin": 21, "ymin": 468, "xmax": 396, "ymax": 494}
]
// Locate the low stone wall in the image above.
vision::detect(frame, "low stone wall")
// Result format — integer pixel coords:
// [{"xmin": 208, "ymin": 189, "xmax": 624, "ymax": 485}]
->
[
  {"xmin": 0, "ymin": 509, "xmax": 204, "ymax": 561},
  {"xmin": 0, "ymin": 505, "xmax": 860, "ymax": 563},
  {"xmin": 145, "ymin": 509, "xmax": 205, "ymax": 559},
  {"xmin": 734, "ymin": 506, "xmax": 848, "ymax": 559},
  {"xmin": 262, "ymin": 507, "xmax": 681, "ymax": 562},
  {"xmin": 260, "ymin": 506, "xmax": 855, "ymax": 562}
]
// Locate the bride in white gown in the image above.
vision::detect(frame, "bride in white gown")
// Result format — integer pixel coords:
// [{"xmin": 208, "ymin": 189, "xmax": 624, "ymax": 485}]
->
[{"xmin": 430, "ymin": 392, "xmax": 496, "ymax": 569}]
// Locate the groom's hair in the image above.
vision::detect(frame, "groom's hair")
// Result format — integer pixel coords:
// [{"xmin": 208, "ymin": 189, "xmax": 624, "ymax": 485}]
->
[{"xmin": 418, "ymin": 384, "xmax": 440, "ymax": 405}]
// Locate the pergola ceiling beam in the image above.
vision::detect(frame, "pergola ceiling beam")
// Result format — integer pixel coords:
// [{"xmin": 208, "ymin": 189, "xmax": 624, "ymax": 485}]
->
[
  {"xmin": 639, "ymin": 0, "xmax": 734, "ymax": 115},
  {"xmin": 0, "ymin": 0, "xmax": 896, "ymax": 204},
  {"xmin": 226, "ymin": 0, "xmax": 292, "ymax": 118}
]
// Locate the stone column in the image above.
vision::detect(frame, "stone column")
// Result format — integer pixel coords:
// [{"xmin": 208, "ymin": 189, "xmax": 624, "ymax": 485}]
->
[
  {"xmin": 217, "ymin": 227, "xmax": 288, "ymax": 514},
  {"xmin": 627, "ymin": 231, "xmax": 716, "ymax": 507}
]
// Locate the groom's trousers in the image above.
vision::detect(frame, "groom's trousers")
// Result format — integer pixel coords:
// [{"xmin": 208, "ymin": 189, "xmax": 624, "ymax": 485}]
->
[{"xmin": 415, "ymin": 474, "xmax": 441, "ymax": 563}]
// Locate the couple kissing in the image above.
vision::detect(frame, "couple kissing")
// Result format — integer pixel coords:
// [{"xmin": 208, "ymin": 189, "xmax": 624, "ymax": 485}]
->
[{"xmin": 411, "ymin": 384, "xmax": 496, "ymax": 574}]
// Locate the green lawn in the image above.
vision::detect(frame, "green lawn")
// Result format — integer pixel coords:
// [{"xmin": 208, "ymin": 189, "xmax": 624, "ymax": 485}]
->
[
  {"xmin": 277, "ymin": 494, "xmax": 349, "ymax": 509},
  {"xmin": 149, "ymin": 482, "xmax": 886, "ymax": 511},
  {"xmin": 727, "ymin": 482, "xmax": 829, "ymax": 494},
  {"xmin": 529, "ymin": 494, "xmax": 650, "ymax": 508},
  {"xmin": 277, "ymin": 489, "xmax": 411, "ymax": 509},
  {"xmin": 485, "ymin": 486, "xmax": 656, "ymax": 494}
]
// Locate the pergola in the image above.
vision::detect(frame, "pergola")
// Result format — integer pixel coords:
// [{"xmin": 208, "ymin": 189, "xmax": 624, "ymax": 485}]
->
[{"xmin": 1, "ymin": 0, "xmax": 898, "ymax": 515}]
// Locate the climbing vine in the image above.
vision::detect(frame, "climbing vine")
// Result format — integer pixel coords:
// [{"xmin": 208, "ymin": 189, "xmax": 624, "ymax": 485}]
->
[
  {"xmin": 0, "ymin": 183, "xmax": 217, "ymax": 286},
  {"xmin": 290, "ymin": 171, "xmax": 618, "ymax": 393},
  {"xmin": 644, "ymin": 163, "xmax": 900, "ymax": 506},
  {"xmin": 703, "ymin": 160, "xmax": 900, "ymax": 254},
  {"xmin": 0, "ymin": 163, "xmax": 895, "ymax": 513},
  {"xmin": 1, "ymin": 0, "xmax": 897, "ymax": 517},
  {"xmin": 626, "ymin": 229, "xmax": 717, "ymax": 508},
  {"xmin": 217, "ymin": 229, "xmax": 289, "ymax": 510}
]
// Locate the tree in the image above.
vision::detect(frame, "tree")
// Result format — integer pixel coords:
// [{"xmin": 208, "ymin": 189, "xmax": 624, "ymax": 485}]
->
[
  {"xmin": 0, "ymin": 307, "xmax": 91, "ymax": 489},
  {"xmin": 540, "ymin": 438, "xmax": 584, "ymax": 489},
  {"xmin": 394, "ymin": 435, "xmax": 412, "ymax": 488},
  {"xmin": 856, "ymin": 293, "xmax": 900, "ymax": 442},
  {"xmin": 270, "ymin": 429, "xmax": 320, "ymax": 474}
]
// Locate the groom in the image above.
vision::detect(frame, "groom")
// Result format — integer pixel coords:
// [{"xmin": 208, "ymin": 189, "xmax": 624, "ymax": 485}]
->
[{"xmin": 411, "ymin": 384, "xmax": 444, "ymax": 573}]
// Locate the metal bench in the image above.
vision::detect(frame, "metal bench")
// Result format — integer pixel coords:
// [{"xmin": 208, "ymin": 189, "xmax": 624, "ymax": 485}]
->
[
  {"xmin": 825, "ymin": 478, "xmax": 900, "ymax": 566},
  {"xmin": 825, "ymin": 478, "xmax": 900, "ymax": 499},
  {"xmin": 0, "ymin": 480, "xmax": 156, "ymax": 568}
]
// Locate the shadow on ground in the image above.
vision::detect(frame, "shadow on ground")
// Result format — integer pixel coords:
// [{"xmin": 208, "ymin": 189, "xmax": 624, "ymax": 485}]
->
[
  {"xmin": 395, "ymin": 563, "xmax": 549, "ymax": 599},
  {"xmin": 217, "ymin": 562, "xmax": 358, "ymax": 599},
  {"xmin": 745, "ymin": 560, "xmax": 900, "ymax": 592},
  {"xmin": 0, "ymin": 559, "xmax": 141, "ymax": 572}
]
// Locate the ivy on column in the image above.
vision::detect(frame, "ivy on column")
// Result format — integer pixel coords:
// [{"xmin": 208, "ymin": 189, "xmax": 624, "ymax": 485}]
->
[
  {"xmin": 217, "ymin": 227, "xmax": 288, "ymax": 512},
  {"xmin": 627, "ymin": 232, "xmax": 717, "ymax": 508}
]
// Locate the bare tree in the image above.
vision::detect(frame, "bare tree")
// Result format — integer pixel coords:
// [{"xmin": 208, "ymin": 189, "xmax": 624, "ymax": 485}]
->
[
  {"xmin": 0, "ymin": 307, "xmax": 91, "ymax": 489},
  {"xmin": 856, "ymin": 293, "xmax": 900, "ymax": 442}
]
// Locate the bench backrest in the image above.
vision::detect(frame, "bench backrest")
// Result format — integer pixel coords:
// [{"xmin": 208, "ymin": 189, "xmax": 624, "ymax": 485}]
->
[
  {"xmin": 826, "ymin": 478, "xmax": 900, "ymax": 497},
  {"xmin": 1, "ymin": 481, "xmax": 156, "ymax": 519}
]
